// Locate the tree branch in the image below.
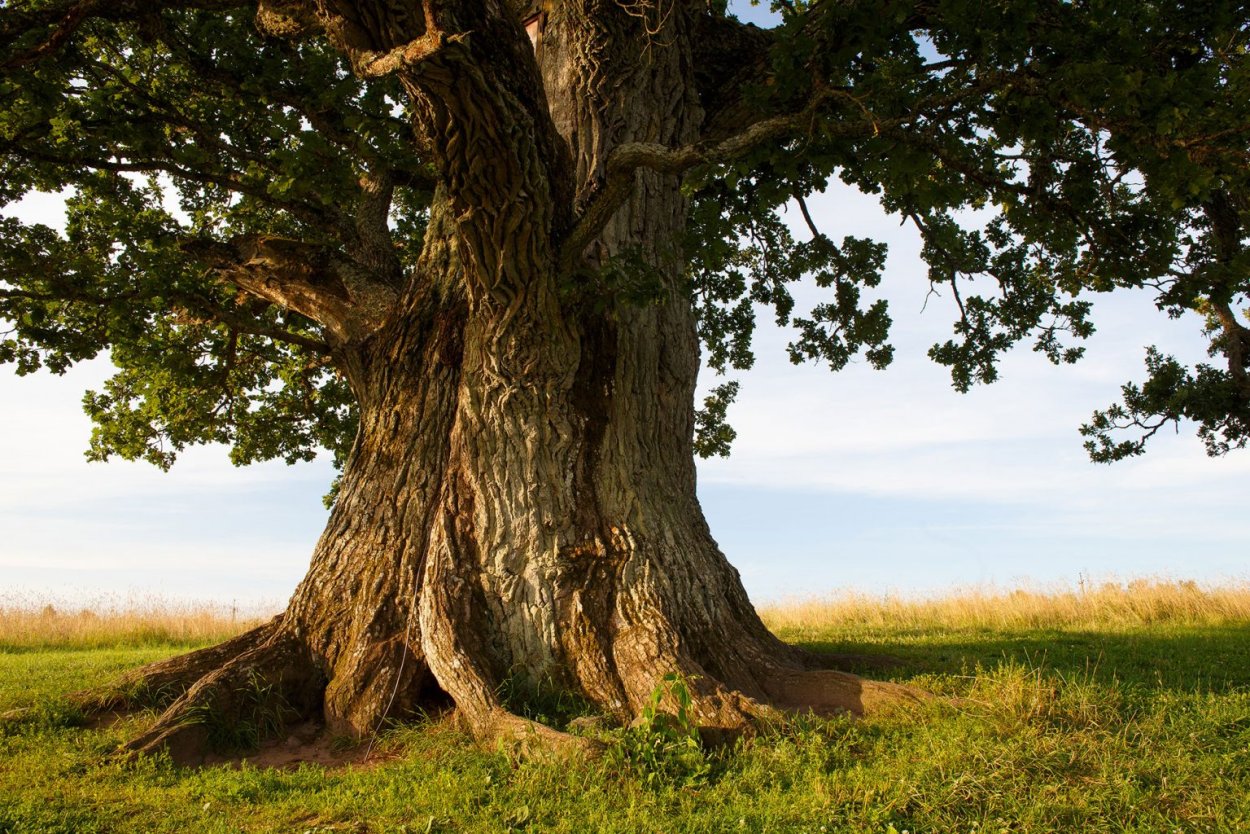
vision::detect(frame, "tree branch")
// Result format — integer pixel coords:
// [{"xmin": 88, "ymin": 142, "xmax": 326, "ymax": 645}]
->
[
  {"xmin": 0, "ymin": 0, "xmax": 248, "ymax": 69},
  {"xmin": 180, "ymin": 235, "xmax": 399, "ymax": 345},
  {"xmin": 354, "ymin": 30, "xmax": 468, "ymax": 79},
  {"xmin": 172, "ymin": 300, "xmax": 331, "ymax": 354},
  {"xmin": 559, "ymin": 89, "xmax": 889, "ymax": 277},
  {"xmin": 1203, "ymin": 191, "xmax": 1250, "ymax": 389},
  {"xmin": 795, "ymin": 194, "xmax": 825, "ymax": 241}
]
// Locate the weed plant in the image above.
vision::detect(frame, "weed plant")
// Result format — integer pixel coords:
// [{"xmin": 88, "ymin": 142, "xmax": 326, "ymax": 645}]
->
[{"xmin": 609, "ymin": 673, "xmax": 712, "ymax": 788}]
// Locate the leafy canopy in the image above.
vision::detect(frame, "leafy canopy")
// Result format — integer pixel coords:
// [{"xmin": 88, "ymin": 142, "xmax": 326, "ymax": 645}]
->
[{"xmin": 1, "ymin": 0, "xmax": 1247, "ymax": 480}]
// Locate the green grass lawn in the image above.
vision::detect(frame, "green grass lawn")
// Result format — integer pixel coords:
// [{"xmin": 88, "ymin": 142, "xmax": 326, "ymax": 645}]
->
[{"xmin": 2, "ymin": 620, "xmax": 1249, "ymax": 833}]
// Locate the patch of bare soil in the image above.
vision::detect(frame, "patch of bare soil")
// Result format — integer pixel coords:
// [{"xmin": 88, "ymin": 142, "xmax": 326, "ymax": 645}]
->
[{"xmin": 197, "ymin": 722, "xmax": 403, "ymax": 771}]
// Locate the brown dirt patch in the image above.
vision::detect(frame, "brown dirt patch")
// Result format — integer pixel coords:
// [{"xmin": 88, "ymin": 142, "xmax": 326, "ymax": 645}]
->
[{"xmin": 192, "ymin": 721, "xmax": 404, "ymax": 771}]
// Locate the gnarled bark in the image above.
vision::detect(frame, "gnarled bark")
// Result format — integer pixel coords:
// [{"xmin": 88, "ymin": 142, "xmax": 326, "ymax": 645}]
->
[{"xmin": 78, "ymin": 2, "xmax": 928, "ymax": 761}]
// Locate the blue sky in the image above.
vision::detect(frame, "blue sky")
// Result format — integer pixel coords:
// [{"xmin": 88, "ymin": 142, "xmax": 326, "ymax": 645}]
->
[{"xmin": 2, "ymin": 12, "xmax": 1248, "ymax": 609}]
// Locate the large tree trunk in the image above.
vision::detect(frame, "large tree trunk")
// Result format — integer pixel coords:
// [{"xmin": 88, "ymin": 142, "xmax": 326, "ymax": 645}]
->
[{"xmin": 97, "ymin": 2, "xmax": 923, "ymax": 760}]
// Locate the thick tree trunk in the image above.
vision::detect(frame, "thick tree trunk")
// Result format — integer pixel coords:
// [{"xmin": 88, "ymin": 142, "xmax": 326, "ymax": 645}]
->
[{"xmin": 94, "ymin": 3, "xmax": 924, "ymax": 761}]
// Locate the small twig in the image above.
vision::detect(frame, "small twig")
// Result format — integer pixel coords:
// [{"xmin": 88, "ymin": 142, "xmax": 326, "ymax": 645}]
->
[{"xmin": 794, "ymin": 194, "xmax": 825, "ymax": 241}]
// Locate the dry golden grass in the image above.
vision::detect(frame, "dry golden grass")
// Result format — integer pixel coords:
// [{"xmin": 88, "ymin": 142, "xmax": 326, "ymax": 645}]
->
[
  {"xmin": 0, "ymin": 593, "xmax": 276, "ymax": 650},
  {"xmin": 759, "ymin": 578, "xmax": 1250, "ymax": 633},
  {"xmin": 4, "ymin": 579, "xmax": 1248, "ymax": 650}
]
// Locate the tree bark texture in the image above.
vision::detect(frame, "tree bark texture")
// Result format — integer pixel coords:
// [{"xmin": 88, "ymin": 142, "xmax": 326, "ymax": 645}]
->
[{"xmin": 100, "ymin": 1, "xmax": 923, "ymax": 760}]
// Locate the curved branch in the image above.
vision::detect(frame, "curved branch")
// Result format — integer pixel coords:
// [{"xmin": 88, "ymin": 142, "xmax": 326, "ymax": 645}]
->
[
  {"xmin": 181, "ymin": 235, "xmax": 399, "ymax": 345},
  {"xmin": 559, "ymin": 90, "xmax": 890, "ymax": 277}
]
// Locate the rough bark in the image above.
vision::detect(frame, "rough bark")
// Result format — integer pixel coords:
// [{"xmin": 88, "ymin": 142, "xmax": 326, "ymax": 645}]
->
[{"xmin": 86, "ymin": 2, "xmax": 927, "ymax": 762}]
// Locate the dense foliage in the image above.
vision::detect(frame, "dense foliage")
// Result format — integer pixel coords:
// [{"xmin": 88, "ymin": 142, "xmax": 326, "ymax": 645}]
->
[{"xmin": 2, "ymin": 0, "xmax": 1247, "ymax": 474}]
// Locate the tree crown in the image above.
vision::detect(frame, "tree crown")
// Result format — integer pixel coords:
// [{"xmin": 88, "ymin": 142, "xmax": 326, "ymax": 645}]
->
[{"xmin": 2, "ymin": 0, "xmax": 1247, "ymax": 481}]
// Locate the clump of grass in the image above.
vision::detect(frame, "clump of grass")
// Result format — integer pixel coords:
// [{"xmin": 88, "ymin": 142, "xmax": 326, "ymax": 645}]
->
[
  {"xmin": 184, "ymin": 672, "xmax": 300, "ymax": 753},
  {"xmin": 759, "ymin": 578, "xmax": 1250, "ymax": 633},
  {"xmin": 496, "ymin": 675, "xmax": 598, "ymax": 730},
  {"xmin": 0, "ymin": 592, "xmax": 278, "ymax": 651},
  {"xmin": 962, "ymin": 659, "xmax": 1127, "ymax": 733}
]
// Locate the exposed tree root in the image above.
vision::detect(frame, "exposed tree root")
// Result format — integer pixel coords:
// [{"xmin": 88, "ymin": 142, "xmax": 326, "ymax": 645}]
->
[
  {"xmin": 468, "ymin": 708, "xmax": 606, "ymax": 759},
  {"xmin": 616, "ymin": 658, "xmax": 931, "ymax": 746},
  {"xmin": 764, "ymin": 667, "xmax": 932, "ymax": 717},
  {"xmin": 66, "ymin": 586, "xmax": 930, "ymax": 766},
  {"xmin": 72, "ymin": 637, "xmax": 932, "ymax": 765},
  {"xmin": 71, "ymin": 619, "xmax": 286, "ymax": 715},
  {"xmin": 118, "ymin": 626, "xmax": 320, "ymax": 765}
]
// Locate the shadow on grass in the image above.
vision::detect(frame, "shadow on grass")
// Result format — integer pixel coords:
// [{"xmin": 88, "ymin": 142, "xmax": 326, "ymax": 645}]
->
[{"xmin": 791, "ymin": 622, "xmax": 1250, "ymax": 694}]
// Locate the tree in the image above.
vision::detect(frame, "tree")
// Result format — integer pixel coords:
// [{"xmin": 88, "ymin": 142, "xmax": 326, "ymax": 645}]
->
[{"xmin": 2, "ymin": 0, "xmax": 1247, "ymax": 758}]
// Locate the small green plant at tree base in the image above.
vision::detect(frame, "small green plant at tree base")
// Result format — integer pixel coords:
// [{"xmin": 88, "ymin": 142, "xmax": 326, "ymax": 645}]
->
[
  {"xmin": 116, "ymin": 677, "xmax": 187, "ymax": 713},
  {"xmin": 496, "ymin": 674, "xmax": 598, "ymax": 731},
  {"xmin": 182, "ymin": 671, "xmax": 298, "ymax": 753},
  {"xmin": 610, "ymin": 673, "xmax": 712, "ymax": 787}
]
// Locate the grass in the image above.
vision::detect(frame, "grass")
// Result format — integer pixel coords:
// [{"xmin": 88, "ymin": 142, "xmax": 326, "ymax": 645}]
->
[
  {"xmin": 0, "ymin": 592, "xmax": 274, "ymax": 652},
  {"xmin": 2, "ymin": 580, "xmax": 1249, "ymax": 833},
  {"xmin": 757, "ymin": 578, "xmax": 1250, "ymax": 633}
]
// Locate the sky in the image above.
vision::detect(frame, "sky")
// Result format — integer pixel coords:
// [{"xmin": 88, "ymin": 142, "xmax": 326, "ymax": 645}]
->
[{"xmin": 2, "ymin": 11, "xmax": 1248, "ymax": 611}]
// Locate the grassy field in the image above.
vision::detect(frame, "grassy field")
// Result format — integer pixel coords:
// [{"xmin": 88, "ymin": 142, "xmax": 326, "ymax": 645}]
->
[{"xmin": 2, "ymin": 581, "xmax": 1249, "ymax": 833}]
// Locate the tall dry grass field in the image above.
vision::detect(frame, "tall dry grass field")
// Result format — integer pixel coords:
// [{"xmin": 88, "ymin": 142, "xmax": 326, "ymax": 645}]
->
[
  {"xmin": 759, "ymin": 578, "xmax": 1250, "ymax": 633},
  {"xmin": 4, "ymin": 579, "xmax": 1245, "ymax": 650},
  {"xmin": 0, "ymin": 592, "xmax": 276, "ymax": 651}
]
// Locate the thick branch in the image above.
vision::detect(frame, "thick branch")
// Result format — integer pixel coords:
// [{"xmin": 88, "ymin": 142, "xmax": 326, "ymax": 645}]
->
[
  {"xmin": 559, "ymin": 90, "xmax": 887, "ymax": 277},
  {"xmin": 1203, "ymin": 191, "xmax": 1250, "ymax": 389},
  {"xmin": 354, "ymin": 30, "xmax": 468, "ymax": 79},
  {"xmin": 181, "ymin": 235, "xmax": 399, "ymax": 345},
  {"xmin": 1212, "ymin": 302, "xmax": 1250, "ymax": 388}
]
